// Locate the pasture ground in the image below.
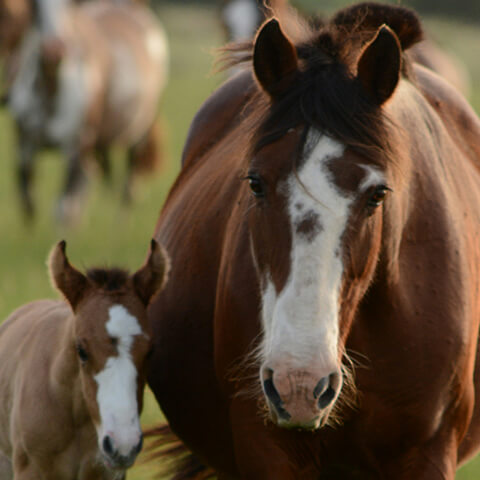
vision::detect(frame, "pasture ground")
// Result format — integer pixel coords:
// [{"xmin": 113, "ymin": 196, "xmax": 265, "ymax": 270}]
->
[{"xmin": 0, "ymin": 2, "xmax": 479, "ymax": 478}]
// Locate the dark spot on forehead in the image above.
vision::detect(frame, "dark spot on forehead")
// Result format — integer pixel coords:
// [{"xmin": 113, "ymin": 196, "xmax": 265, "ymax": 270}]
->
[
  {"xmin": 295, "ymin": 202, "xmax": 304, "ymax": 211},
  {"xmin": 295, "ymin": 210, "xmax": 322, "ymax": 242},
  {"xmin": 325, "ymin": 151, "xmax": 372, "ymax": 195}
]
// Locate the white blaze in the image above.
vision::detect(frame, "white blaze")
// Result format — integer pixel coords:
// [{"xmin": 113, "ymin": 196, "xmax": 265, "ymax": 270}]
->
[
  {"xmin": 94, "ymin": 305, "xmax": 143, "ymax": 456},
  {"xmin": 261, "ymin": 134, "xmax": 351, "ymax": 373}
]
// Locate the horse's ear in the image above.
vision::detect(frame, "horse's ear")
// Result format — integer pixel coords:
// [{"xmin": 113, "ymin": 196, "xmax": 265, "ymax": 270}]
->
[
  {"xmin": 48, "ymin": 240, "xmax": 88, "ymax": 310},
  {"xmin": 357, "ymin": 24, "xmax": 402, "ymax": 105},
  {"xmin": 132, "ymin": 239, "xmax": 170, "ymax": 306},
  {"xmin": 253, "ymin": 18, "xmax": 298, "ymax": 99}
]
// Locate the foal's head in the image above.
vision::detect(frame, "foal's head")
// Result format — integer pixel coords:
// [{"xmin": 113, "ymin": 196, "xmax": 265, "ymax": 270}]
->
[
  {"xmin": 238, "ymin": 4, "xmax": 422, "ymax": 429},
  {"xmin": 49, "ymin": 239, "xmax": 169, "ymax": 470}
]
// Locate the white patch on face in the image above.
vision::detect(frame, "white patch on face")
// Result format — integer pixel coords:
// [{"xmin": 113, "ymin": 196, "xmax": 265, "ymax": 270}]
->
[
  {"xmin": 94, "ymin": 305, "xmax": 144, "ymax": 456},
  {"xmin": 223, "ymin": 0, "xmax": 262, "ymax": 41},
  {"xmin": 261, "ymin": 133, "xmax": 352, "ymax": 374},
  {"xmin": 359, "ymin": 164, "xmax": 385, "ymax": 192}
]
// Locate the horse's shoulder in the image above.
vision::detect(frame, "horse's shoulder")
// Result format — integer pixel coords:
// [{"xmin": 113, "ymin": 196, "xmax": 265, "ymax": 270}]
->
[{"xmin": 181, "ymin": 69, "xmax": 256, "ymax": 169}]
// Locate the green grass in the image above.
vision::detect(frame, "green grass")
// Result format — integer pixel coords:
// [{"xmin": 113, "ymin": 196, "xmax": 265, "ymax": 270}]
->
[{"xmin": 0, "ymin": 2, "xmax": 479, "ymax": 478}]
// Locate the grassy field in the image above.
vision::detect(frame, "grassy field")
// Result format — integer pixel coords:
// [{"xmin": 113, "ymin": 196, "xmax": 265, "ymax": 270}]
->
[{"xmin": 0, "ymin": 2, "xmax": 479, "ymax": 478}]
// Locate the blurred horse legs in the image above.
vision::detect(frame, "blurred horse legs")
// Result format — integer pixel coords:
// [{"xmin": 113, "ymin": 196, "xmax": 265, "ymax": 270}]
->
[
  {"xmin": 95, "ymin": 144, "xmax": 112, "ymax": 184},
  {"xmin": 123, "ymin": 123, "xmax": 162, "ymax": 204},
  {"xmin": 0, "ymin": 451, "xmax": 12, "ymax": 480},
  {"xmin": 16, "ymin": 130, "xmax": 37, "ymax": 221},
  {"xmin": 55, "ymin": 151, "xmax": 88, "ymax": 224}
]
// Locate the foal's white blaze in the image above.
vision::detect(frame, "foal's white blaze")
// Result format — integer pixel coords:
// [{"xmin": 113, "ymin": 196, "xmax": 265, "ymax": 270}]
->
[
  {"xmin": 261, "ymin": 134, "xmax": 351, "ymax": 380},
  {"xmin": 94, "ymin": 305, "xmax": 143, "ymax": 456}
]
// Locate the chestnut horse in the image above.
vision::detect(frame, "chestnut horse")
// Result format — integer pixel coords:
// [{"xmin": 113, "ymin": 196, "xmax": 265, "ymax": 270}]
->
[
  {"xmin": 0, "ymin": 239, "xmax": 169, "ymax": 479},
  {"xmin": 7, "ymin": 0, "xmax": 168, "ymax": 222},
  {"xmin": 148, "ymin": 3, "xmax": 480, "ymax": 479}
]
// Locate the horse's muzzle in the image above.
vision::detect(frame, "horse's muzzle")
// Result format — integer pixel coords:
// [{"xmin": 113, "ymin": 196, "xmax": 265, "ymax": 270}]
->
[
  {"xmin": 101, "ymin": 433, "xmax": 143, "ymax": 470},
  {"xmin": 261, "ymin": 367, "xmax": 342, "ymax": 429}
]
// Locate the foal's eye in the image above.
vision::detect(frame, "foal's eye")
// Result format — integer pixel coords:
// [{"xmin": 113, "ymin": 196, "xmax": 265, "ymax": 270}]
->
[
  {"xmin": 367, "ymin": 185, "xmax": 391, "ymax": 209},
  {"xmin": 76, "ymin": 343, "xmax": 88, "ymax": 363},
  {"xmin": 246, "ymin": 174, "xmax": 265, "ymax": 198}
]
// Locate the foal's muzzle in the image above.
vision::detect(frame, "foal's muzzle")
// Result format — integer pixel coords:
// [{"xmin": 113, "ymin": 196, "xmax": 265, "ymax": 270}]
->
[{"xmin": 101, "ymin": 433, "xmax": 143, "ymax": 470}]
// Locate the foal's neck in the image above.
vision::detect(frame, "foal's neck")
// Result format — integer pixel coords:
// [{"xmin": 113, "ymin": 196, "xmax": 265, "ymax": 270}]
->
[{"xmin": 49, "ymin": 307, "xmax": 89, "ymax": 424}]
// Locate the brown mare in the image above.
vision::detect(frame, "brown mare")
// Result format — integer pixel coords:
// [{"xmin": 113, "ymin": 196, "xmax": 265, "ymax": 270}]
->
[
  {"xmin": 7, "ymin": 0, "xmax": 168, "ymax": 222},
  {"xmin": 148, "ymin": 3, "xmax": 480, "ymax": 479},
  {"xmin": 0, "ymin": 239, "xmax": 169, "ymax": 479}
]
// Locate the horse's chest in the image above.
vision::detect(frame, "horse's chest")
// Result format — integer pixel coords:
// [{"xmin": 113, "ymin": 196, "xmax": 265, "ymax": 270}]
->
[{"xmin": 43, "ymin": 430, "xmax": 106, "ymax": 480}]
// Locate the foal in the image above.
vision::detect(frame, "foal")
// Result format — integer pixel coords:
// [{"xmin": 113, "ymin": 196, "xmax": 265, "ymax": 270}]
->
[{"xmin": 0, "ymin": 239, "xmax": 169, "ymax": 479}]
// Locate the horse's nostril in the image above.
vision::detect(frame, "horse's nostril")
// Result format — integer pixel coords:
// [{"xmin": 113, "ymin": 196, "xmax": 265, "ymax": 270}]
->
[
  {"xmin": 135, "ymin": 434, "xmax": 144, "ymax": 454},
  {"xmin": 313, "ymin": 377, "xmax": 328, "ymax": 399},
  {"xmin": 103, "ymin": 435, "xmax": 114, "ymax": 457},
  {"xmin": 263, "ymin": 377, "xmax": 283, "ymax": 409},
  {"xmin": 317, "ymin": 373, "xmax": 341, "ymax": 409},
  {"xmin": 263, "ymin": 376, "xmax": 291, "ymax": 421},
  {"xmin": 318, "ymin": 385, "xmax": 336, "ymax": 409}
]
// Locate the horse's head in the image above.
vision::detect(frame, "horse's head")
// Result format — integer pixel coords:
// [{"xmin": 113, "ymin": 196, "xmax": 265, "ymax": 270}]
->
[
  {"xmin": 242, "ymin": 5, "xmax": 422, "ymax": 429},
  {"xmin": 49, "ymin": 239, "xmax": 169, "ymax": 469}
]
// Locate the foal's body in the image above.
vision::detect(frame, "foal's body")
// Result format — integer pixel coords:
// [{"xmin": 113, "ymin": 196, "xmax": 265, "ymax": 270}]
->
[{"xmin": 149, "ymin": 3, "xmax": 480, "ymax": 479}]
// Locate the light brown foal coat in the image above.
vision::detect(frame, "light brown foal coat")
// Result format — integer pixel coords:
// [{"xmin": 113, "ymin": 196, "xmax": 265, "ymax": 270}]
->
[{"xmin": 0, "ymin": 300, "xmax": 106, "ymax": 479}]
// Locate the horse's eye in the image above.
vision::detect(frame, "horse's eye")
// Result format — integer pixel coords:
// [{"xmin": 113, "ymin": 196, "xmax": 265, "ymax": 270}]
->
[
  {"xmin": 76, "ymin": 343, "xmax": 88, "ymax": 363},
  {"xmin": 367, "ymin": 185, "xmax": 391, "ymax": 208},
  {"xmin": 246, "ymin": 174, "xmax": 265, "ymax": 198}
]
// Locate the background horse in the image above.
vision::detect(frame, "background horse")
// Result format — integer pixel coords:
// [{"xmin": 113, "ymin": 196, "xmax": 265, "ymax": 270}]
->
[
  {"xmin": 0, "ymin": 239, "xmax": 168, "ymax": 479},
  {"xmin": 220, "ymin": 0, "xmax": 286, "ymax": 42},
  {"xmin": 0, "ymin": 0, "xmax": 31, "ymax": 100},
  {"xmin": 7, "ymin": 0, "xmax": 168, "ymax": 222},
  {"xmin": 148, "ymin": 2, "xmax": 480, "ymax": 478}
]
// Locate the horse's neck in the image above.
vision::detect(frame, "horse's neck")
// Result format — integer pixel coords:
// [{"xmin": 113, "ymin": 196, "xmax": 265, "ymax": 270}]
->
[{"xmin": 36, "ymin": 0, "xmax": 71, "ymax": 37}]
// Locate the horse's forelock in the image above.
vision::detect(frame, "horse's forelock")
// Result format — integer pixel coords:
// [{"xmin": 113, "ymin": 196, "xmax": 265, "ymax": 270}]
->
[{"xmin": 86, "ymin": 268, "xmax": 131, "ymax": 292}]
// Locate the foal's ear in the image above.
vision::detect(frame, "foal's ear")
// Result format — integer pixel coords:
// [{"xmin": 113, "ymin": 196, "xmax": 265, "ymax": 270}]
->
[
  {"xmin": 48, "ymin": 241, "xmax": 88, "ymax": 310},
  {"xmin": 132, "ymin": 239, "xmax": 170, "ymax": 306},
  {"xmin": 253, "ymin": 18, "xmax": 298, "ymax": 99},
  {"xmin": 357, "ymin": 24, "xmax": 402, "ymax": 105}
]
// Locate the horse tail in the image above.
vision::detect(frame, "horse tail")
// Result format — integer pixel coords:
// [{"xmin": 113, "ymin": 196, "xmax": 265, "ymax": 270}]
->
[
  {"xmin": 143, "ymin": 423, "xmax": 216, "ymax": 479},
  {"xmin": 130, "ymin": 120, "xmax": 166, "ymax": 176}
]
